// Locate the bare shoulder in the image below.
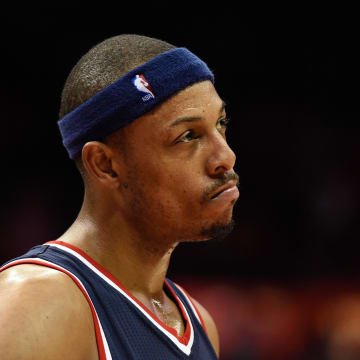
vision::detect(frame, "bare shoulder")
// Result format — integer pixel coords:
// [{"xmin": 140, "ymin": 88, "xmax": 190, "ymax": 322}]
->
[
  {"xmin": 0, "ymin": 264, "xmax": 98, "ymax": 360},
  {"xmin": 191, "ymin": 297, "xmax": 220, "ymax": 357}
]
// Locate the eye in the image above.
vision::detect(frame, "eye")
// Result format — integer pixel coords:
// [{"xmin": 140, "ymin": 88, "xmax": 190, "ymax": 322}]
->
[
  {"xmin": 176, "ymin": 130, "xmax": 197, "ymax": 143},
  {"xmin": 216, "ymin": 117, "xmax": 231, "ymax": 131}
]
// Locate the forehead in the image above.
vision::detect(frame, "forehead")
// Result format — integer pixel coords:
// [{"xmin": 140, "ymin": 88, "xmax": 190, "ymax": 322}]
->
[
  {"xmin": 141, "ymin": 80, "xmax": 224, "ymax": 129},
  {"xmin": 157, "ymin": 80, "xmax": 223, "ymax": 123}
]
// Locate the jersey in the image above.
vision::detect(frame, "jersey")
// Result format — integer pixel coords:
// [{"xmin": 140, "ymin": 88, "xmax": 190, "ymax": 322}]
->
[{"xmin": 0, "ymin": 241, "xmax": 218, "ymax": 360}]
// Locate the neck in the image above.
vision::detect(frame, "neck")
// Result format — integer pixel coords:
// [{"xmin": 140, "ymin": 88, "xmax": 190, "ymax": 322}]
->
[{"xmin": 58, "ymin": 194, "xmax": 178, "ymax": 300}]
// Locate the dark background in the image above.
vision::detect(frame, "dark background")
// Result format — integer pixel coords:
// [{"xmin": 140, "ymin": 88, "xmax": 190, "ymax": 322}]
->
[
  {"xmin": 0, "ymin": 8, "xmax": 359, "ymax": 281},
  {"xmin": 1, "ymin": 7, "xmax": 360, "ymax": 360}
]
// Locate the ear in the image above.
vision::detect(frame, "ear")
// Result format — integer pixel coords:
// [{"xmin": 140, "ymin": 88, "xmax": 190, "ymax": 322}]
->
[{"xmin": 81, "ymin": 141, "xmax": 120, "ymax": 188}]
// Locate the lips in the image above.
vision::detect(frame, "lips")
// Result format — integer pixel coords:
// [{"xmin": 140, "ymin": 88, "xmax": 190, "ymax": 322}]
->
[{"xmin": 210, "ymin": 181, "xmax": 238, "ymax": 200}]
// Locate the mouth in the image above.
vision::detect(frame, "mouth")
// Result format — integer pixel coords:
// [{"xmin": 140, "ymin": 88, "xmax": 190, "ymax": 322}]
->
[{"xmin": 210, "ymin": 181, "xmax": 238, "ymax": 200}]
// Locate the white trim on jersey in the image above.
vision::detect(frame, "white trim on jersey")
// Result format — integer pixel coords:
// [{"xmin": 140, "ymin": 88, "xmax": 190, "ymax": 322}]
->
[{"xmin": 173, "ymin": 284, "xmax": 202, "ymax": 324}]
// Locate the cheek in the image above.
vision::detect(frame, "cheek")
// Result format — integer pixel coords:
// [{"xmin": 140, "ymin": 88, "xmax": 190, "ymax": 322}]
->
[
  {"xmin": 135, "ymin": 168, "xmax": 200, "ymax": 212},
  {"xmin": 125, "ymin": 147, "xmax": 205, "ymax": 210},
  {"xmin": 165, "ymin": 173, "xmax": 206, "ymax": 217}
]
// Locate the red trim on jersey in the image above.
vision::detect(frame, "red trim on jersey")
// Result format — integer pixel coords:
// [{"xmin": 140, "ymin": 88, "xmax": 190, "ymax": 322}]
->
[
  {"xmin": 174, "ymin": 282, "xmax": 208, "ymax": 335},
  {"xmin": 0, "ymin": 259, "xmax": 107, "ymax": 360},
  {"xmin": 45, "ymin": 240, "xmax": 192, "ymax": 345}
]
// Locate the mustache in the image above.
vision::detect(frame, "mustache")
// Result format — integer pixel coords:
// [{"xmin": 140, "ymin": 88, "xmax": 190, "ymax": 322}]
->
[{"xmin": 202, "ymin": 171, "xmax": 240, "ymax": 202}]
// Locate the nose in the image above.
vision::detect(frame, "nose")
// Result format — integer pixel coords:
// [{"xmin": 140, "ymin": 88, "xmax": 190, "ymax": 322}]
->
[{"xmin": 206, "ymin": 131, "xmax": 236, "ymax": 177}]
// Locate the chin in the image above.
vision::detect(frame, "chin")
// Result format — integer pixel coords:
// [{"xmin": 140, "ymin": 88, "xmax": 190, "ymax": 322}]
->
[
  {"xmin": 178, "ymin": 217, "xmax": 235, "ymax": 244},
  {"xmin": 199, "ymin": 218, "xmax": 235, "ymax": 242},
  {"xmin": 179, "ymin": 202, "xmax": 237, "ymax": 243}
]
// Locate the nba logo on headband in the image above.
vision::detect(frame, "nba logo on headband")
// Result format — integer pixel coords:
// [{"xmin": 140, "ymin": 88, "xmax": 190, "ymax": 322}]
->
[{"xmin": 132, "ymin": 74, "xmax": 155, "ymax": 102}]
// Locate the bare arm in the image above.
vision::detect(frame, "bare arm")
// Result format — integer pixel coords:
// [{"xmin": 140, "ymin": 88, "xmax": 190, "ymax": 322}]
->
[
  {"xmin": 191, "ymin": 297, "xmax": 220, "ymax": 358},
  {"xmin": 0, "ymin": 264, "xmax": 98, "ymax": 360}
]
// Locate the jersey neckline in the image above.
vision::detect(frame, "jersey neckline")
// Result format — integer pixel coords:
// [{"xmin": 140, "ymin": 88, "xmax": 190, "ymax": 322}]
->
[{"xmin": 44, "ymin": 240, "xmax": 193, "ymax": 347}]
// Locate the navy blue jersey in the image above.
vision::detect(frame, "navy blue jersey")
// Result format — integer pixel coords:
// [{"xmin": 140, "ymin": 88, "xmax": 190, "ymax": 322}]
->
[{"xmin": 1, "ymin": 241, "xmax": 218, "ymax": 359}]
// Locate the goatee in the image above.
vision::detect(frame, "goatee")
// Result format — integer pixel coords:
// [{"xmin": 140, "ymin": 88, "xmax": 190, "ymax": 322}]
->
[{"xmin": 200, "ymin": 219, "xmax": 235, "ymax": 242}]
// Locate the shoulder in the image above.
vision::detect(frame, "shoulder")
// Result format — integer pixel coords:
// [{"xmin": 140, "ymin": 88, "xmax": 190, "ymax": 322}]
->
[
  {"xmin": 0, "ymin": 264, "xmax": 97, "ymax": 360},
  {"xmin": 191, "ymin": 297, "xmax": 220, "ymax": 357}
]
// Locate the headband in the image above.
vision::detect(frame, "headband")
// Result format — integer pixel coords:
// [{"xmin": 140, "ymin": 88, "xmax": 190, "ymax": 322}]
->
[{"xmin": 58, "ymin": 47, "xmax": 214, "ymax": 159}]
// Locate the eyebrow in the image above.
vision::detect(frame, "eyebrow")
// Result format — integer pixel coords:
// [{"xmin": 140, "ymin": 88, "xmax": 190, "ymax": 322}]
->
[{"xmin": 169, "ymin": 100, "xmax": 227, "ymax": 128}]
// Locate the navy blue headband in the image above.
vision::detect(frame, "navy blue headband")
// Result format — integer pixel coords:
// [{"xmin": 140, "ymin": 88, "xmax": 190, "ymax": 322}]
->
[{"xmin": 58, "ymin": 47, "xmax": 214, "ymax": 159}]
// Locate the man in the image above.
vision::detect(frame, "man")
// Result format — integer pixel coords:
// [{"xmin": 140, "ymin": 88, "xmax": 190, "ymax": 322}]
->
[{"xmin": 0, "ymin": 34, "xmax": 239, "ymax": 359}]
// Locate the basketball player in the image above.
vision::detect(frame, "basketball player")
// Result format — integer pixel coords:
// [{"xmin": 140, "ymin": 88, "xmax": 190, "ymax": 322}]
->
[{"xmin": 0, "ymin": 35, "xmax": 239, "ymax": 359}]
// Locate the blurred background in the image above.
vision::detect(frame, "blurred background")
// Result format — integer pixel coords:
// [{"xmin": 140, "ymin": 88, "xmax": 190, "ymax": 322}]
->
[{"xmin": 1, "ymin": 7, "xmax": 359, "ymax": 360}]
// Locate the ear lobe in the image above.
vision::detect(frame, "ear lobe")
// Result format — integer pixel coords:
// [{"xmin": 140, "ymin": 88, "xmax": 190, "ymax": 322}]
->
[{"xmin": 81, "ymin": 141, "xmax": 119, "ymax": 185}]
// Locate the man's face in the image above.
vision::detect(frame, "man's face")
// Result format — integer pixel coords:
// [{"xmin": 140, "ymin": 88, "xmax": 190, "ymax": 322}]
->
[{"xmin": 113, "ymin": 81, "xmax": 239, "ymax": 244}]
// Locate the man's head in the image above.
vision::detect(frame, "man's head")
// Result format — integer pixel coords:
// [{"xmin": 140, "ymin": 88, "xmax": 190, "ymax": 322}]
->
[
  {"xmin": 59, "ymin": 34, "xmax": 176, "ymax": 175},
  {"xmin": 58, "ymin": 34, "xmax": 239, "ymax": 244}
]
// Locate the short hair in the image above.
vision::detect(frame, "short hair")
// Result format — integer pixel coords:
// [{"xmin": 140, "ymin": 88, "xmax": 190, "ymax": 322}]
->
[
  {"xmin": 58, "ymin": 34, "xmax": 176, "ymax": 176},
  {"xmin": 59, "ymin": 34, "xmax": 176, "ymax": 118}
]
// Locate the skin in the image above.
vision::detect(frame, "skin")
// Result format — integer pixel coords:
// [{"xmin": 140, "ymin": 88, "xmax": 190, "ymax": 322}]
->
[{"xmin": 0, "ymin": 80, "xmax": 238, "ymax": 359}]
